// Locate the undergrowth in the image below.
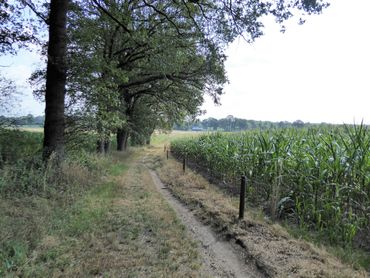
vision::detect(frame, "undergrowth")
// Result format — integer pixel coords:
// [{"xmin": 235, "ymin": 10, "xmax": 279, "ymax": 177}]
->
[{"xmin": 0, "ymin": 129, "xmax": 113, "ymax": 275}]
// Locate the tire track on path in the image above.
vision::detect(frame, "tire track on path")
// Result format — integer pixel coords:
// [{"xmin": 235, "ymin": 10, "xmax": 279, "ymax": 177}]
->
[{"xmin": 149, "ymin": 170, "xmax": 262, "ymax": 278}]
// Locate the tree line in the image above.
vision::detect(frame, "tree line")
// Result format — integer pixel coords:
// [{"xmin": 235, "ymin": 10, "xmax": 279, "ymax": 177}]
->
[
  {"xmin": 175, "ymin": 116, "xmax": 349, "ymax": 131},
  {"xmin": 0, "ymin": 0, "xmax": 329, "ymax": 161},
  {"xmin": 0, "ymin": 115, "xmax": 44, "ymax": 126},
  {"xmin": 1, "ymin": 113, "xmax": 346, "ymax": 132}
]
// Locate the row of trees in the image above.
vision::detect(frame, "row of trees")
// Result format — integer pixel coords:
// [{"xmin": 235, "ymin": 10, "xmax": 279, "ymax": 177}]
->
[
  {"xmin": 0, "ymin": 115, "xmax": 44, "ymax": 126},
  {"xmin": 176, "ymin": 116, "xmax": 312, "ymax": 131},
  {"xmin": 1, "ymin": 0, "xmax": 329, "ymax": 160}
]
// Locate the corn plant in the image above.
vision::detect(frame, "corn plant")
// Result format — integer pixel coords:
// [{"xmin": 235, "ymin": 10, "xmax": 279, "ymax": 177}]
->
[{"xmin": 171, "ymin": 125, "xmax": 370, "ymax": 245}]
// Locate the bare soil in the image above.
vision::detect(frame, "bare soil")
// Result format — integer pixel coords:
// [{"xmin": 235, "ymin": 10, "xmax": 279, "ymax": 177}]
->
[{"xmin": 150, "ymin": 170, "xmax": 262, "ymax": 278}]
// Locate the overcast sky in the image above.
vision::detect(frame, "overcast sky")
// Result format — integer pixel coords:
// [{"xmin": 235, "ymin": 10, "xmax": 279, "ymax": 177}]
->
[
  {"xmin": 1, "ymin": 0, "xmax": 369, "ymax": 124},
  {"xmin": 0, "ymin": 47, "xmax": 44, "ymax": 116},
  {"xmin": 202, "ymin": 0, "xmax": 370, "ymax": 124}
]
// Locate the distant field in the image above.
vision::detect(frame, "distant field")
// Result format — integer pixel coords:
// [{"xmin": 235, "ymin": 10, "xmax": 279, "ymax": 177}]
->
[
  {"xmin": 11, "ymin": 128, "xmax": 198, "ymax": 138},
  {"xmin": 19, "ymin": 126, "xmax": 44, "ymax": 132},
  {"xmin": 10, "ymin": 128, "xmax": 202, "ymax": 140},
  {"xmin": 151, "ymin": 130, "xmax": 206, "ymax": 145}
]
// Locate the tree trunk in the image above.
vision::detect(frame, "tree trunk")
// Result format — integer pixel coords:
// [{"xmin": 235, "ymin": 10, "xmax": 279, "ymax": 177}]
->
[
  {"xmin": 104, "ymin": 140, "xmax": 110, "ymax": 153},
  {"xmin": 96, "ymin": 140, "xmax": 104, "ymax": 153},
  {"xmin": 43, "ymin": 0, "xmax": 68, "ymax": 161},
  {"xmin": 117, "ymin": 128, "xmax": 129, "ymax": 151},
  {"xmin": 97, "ymin": 137, "xmax": 110, "ymax": 154},
  {"xmin": 116, "ymin": 129, "xmax": 124, "ymax": 151}
]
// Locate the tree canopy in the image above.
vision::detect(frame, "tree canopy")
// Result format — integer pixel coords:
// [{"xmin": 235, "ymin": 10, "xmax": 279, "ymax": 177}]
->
[{"xmin": 2, "ymin": 0, "xmax": 330, "ymax": 157}]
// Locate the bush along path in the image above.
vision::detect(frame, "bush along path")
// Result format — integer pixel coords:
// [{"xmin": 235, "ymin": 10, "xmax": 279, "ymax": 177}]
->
[{"xmin": 143, "ymin": 145, "xmax": 368, "ymax": 278}]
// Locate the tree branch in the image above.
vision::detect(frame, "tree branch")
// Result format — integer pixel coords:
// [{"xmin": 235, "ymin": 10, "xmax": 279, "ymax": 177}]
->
[
  {"xmin": 180, "ymin": 0, "xmax": 201, "ymax": 33},
  {"xmin": 21, "ymin": 0, "xmax": 49, "ymax": 25},
  {"xmin": 91, "ymin": 0, "xmax": 132, "ymax": 34},
  {"xmin": 142, "ymin": 0, "xmax": 183, "ymax": 36}
]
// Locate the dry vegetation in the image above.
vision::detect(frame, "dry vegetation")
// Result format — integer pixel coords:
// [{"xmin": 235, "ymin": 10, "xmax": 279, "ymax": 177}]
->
[
  {"xmin": 1, "ymin": 149, "xmax": 203, "ymax": 277},
  {"xmin": 143, "ymin": 144, "xmax": 368, "ymax": 277}
]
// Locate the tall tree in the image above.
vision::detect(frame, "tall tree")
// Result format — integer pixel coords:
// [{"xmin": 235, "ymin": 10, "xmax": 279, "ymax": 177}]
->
[
  {"xmin": 43, "ymin": 0, "xmax": 68, "ymax": 160},
  {"xmin": 32, "ymin": 0, "xmax": 329, "ymax": 157}
]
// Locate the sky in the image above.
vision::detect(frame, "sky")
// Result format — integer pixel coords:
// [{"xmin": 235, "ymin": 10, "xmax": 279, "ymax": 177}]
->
[
  {"xmin": 201, "ymin": 0, "xmax": 370, "ymax": 124},
  {"xmin": 1, "ymin": 0, "xmax": 369, "ymax": 124},
  {"xmin": 0, "ymin": 47, "xmax": 44, "ymax": 116}
]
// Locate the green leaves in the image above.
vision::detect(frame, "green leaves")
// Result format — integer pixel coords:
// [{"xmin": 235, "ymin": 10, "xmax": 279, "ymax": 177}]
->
[{"xmin": 53, "ymin": 0, "xmax": 329, "ymax": 149}]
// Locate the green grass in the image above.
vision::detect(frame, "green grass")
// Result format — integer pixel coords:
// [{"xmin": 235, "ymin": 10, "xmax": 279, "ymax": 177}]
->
[
  {"xmin": 0, "ymin": 155, "xmax": 110, "ymax": 275},
  {"xmin": 59, "ymin": 182, "xmax": 115, "ymax": 236},
  {"xmin": 107, "ymin": 162, "xmax": 128, "ymax": 176},
  {"xmin": 0, "ymin": 129, "xmax": 43, "ymax": 163},
  {"xmin": 0, "ymin": 162, "xmax": 123, "ymax": 276}
]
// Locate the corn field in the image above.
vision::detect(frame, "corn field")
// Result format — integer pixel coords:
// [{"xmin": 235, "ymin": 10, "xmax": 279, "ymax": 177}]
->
[{"xmin": 170, "ymin": 125, "xmax": 370, "ymax": 245}]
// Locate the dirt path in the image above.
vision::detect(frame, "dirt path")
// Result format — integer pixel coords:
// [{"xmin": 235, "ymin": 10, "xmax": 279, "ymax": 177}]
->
[{"xmin": 149, "ymin": 170, "xmax": 262, "ymax": 278}]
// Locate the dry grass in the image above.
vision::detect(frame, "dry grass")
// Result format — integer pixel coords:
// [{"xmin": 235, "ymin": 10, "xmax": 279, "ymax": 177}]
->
[
  {"xmin": 151, "ymin": 130, "xmax": 206, "ymax": 146},
  {"xmin": 19, "ymin": 127, "xmax": 43, "ymax": 133},
  {"xmin": 151, "ymin": 146, "xmax": 368, "ymax": 278},
  {"xmin": 1, "ymin": 149, "xmax": 203, "ymax": 277},
  {"xmin": 52, "ymin": 151, "xmax": 202, "ymax": 277}
]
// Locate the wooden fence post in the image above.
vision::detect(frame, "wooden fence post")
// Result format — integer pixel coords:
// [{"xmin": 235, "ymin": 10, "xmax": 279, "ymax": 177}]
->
[
  {"xmin": 239, "ymin": 176, "xmax": 246, "ymax": 219},
  {"xmin": 183, "ymin": 157, "xmax": 186, "ymax": 173}
]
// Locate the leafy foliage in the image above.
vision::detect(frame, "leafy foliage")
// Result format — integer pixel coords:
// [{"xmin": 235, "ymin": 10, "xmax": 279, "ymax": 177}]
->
[
  {"xmin": 26, "ymin": 0, "xmax": 329, "ymax": 153},
  {"xmin": 0, "ymin": 129, "xmax": 109, "ymax": 196},
  {"xmin": 0, "ymin": 0, "xmax": 41, "ymax": 55}
]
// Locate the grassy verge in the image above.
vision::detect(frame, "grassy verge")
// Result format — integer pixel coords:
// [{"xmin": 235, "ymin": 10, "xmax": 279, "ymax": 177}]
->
[
  {"xmin": 284, "ymin": 223, "xmax": 370, "ymax": 271},
  {"xmin": 0, "ymin": 151, "xmax": 111, "ymax": 276},
  {"xmin": 0, "ymin": 149, "xmax": 202, "ymax": 277}
]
